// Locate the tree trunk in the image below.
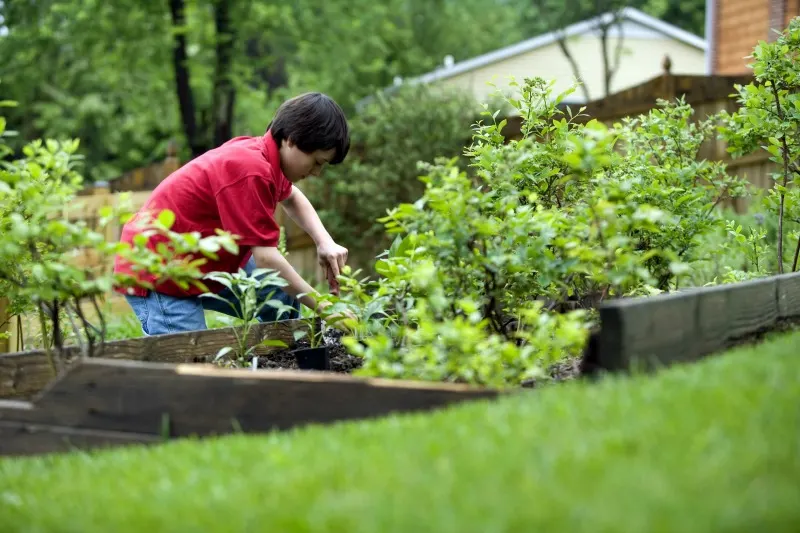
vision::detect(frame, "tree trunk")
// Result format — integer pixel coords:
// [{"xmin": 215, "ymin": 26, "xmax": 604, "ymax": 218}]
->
[
  {"xmin": 168, "ymin": 0, "xmax": 205, "ymax": 158},
  {"xmin": 212, "ymin": 0, "xmax": 236, "ymax": 148}
]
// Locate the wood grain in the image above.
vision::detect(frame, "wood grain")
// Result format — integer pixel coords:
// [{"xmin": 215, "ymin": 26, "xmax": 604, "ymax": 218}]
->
[
  {"xmin": 777, "ymin": 272, "xmax": 800, "ymax": 319},
  {"xmin": 0, "ymin": 419, "xmax": 159, "ymax": 456},
  {"xmin": 725, "ymin": 277, "xmax": 778, "ymax": 338},
  {"xmin": 0, "ymin": 319, "xmax": 307, "ymax": 400},
  {"xmin": 594, "ymin": 274, "xmax": 793, "ymax": 374},
  {"xmin": 595, "ymin": 291, "xmax": 700, "ymax": 372},
  {"xmin": 0, "ymin": 358, "xmax": 499, "ymax": 441},
  {"xmin": 694, "ymin": 284, "xmax": 731, "ymax": 355}
]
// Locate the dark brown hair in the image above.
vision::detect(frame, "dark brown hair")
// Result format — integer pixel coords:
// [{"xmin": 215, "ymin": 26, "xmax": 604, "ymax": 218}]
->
[{"xmin": 268, "ymin": 92, "xmax": 350, "ymax": 164}]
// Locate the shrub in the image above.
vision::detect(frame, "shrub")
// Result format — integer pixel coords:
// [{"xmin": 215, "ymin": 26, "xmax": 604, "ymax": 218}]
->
[
  {"xmin": 718, "ymin": 17, "xmax": 800, "ymax": 274},
  {"xmin": 334, "ymin": 77, "xmax": 747, "ymax": 387},
  {"xmin": 0, "ymin": 100, "xmax": 237, "ymax": 368}
]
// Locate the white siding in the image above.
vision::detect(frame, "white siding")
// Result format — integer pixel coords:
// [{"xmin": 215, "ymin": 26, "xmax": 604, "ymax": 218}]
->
[{"xmin": 433, "ymin": 35, "xmax": 706, "ymax": 105}]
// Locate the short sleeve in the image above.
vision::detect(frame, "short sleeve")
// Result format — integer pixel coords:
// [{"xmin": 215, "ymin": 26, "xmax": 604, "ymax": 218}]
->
[
  {"xmin": 216, "ymin": 174, "xmax": 282, "ymax": 247},
  {"xmin": 276, "ymin": 173, "xmax": 293, "ymax": 202}
]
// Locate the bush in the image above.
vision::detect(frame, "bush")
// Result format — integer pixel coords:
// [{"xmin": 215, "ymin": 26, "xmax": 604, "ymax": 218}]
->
[
  {"xmin": 332, "ymin": 77, "xmax": 748, "ymax": 387},
  {"xmin": 718, "ymin": 17, "xmax": 800, "ymax": 274}
]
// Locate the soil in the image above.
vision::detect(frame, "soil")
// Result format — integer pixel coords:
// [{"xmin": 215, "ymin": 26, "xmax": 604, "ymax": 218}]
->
[{"xmin": 252, "ymin": 329, "xmax": 362, "ymax": 373}]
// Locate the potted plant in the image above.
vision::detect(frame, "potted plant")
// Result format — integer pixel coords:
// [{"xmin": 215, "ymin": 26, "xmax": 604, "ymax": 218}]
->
[{"xmin": 289, "ymin": 292, "xmax": 360, "ymax": 370}]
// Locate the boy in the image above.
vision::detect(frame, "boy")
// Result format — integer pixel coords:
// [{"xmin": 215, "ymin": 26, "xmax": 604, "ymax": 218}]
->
[{"xmin": 113, "ymin": 92, "xmax": 351, "ymax": 335}]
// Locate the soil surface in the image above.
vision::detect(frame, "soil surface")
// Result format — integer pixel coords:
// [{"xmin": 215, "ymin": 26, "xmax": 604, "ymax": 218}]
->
[{"xmin": 253, "ymin": 329, "xmax": 362, "ymax": 373}]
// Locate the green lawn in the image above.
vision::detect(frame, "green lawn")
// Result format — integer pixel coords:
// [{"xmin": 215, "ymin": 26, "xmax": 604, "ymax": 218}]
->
[{"xmin": 1, "ymin": 332, "xmax": 799, "ymax": 533}]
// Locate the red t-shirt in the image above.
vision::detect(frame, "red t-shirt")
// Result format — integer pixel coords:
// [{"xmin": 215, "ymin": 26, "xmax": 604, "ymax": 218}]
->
[{"xmin": 113, "ymin": 131, "xmax": 293, "ymax": 298}]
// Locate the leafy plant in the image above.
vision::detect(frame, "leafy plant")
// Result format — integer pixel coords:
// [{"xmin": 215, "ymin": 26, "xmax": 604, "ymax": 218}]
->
[
  {"xmin": 303, "ymin": 83, "xmax": 482, "ymax": 271},
  {"xmin": 0, "ymin": 99, "xmax": 238, "ymax": 371},
  {"xmin": 719, "ymin": 18, "xmax": 800, "ymax": 273},
  {"xmin": 335, "ymin": 76, "xmax": 747, "ymax": 387},
  {"xmin": 201, "ymin": 268, "xmax": 298, "ymax": 367}
]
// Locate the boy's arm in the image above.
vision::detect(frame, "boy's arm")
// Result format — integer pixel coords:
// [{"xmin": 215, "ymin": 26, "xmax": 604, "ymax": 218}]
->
[{"xmin": 280, "ymin": 185, "xmax": 348, "ymax": 278}]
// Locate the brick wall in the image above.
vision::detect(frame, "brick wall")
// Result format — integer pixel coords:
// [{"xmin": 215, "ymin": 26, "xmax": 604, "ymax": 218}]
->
[
  {"xmin": 713, "ymin": 0, "xmax": 771, "ymax": 74},
  {"xmin": 712, "ymin": 0, "xmax": 800, "ymax": 74}
]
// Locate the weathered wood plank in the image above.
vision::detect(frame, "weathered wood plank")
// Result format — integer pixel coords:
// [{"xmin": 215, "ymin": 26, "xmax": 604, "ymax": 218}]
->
[
  {"xmin": 777, "ymin": 272, "xmax": 800, "ymax": 319},
  {"xmin": 595, "ymin": 291, "xmax": 700, "ymax": 372},
  {"xmin": 0, "ymin": 319, "xmax": 307, "ymax": 400},
  {"xmin": 725, "ymin": 277, "xmax": 778, "ymax": 338},
  {"xmin": 0, "ymin": 419, "xmax": 159, "ymax": 457},
  {"xmin": 595, "ymin": 274, "xmax": 792, "ymax": 373},
  {"xmin": 0, "ymin": 358, "xmax": 499, "ymax": 440},
  {"xmin": 695, "ymin": 284, "xmax": 731, "ymax": 355}
]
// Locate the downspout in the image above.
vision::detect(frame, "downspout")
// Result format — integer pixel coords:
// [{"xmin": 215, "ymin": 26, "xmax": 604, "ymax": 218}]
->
[
  {"xmin": 705, "ymin": 0, "xmax": 716, "ymax": 75},
  {"xmin": 768, "ymin": 0, "xmax": 788, "ymax": 40}
]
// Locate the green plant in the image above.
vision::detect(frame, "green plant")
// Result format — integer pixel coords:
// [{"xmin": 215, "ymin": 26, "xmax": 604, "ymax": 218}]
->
[
  {"xmin": 336, "ymin": 77, "xmax": 747, "ymax": 387},
  {"xmin": 719, "ymin": 17, "xmax": 800, "ymax": 273},
  {"xmin": 201, "ymin": 268, "xmax": 298, "ymax": 367},
  {"xmin": 0, "ymin": 99, "xmax": 238, "ymax": 371}
]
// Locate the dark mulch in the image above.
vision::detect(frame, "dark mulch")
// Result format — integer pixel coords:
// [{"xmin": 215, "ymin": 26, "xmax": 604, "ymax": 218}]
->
[{"xmin": 253, "ymin": 329, "xmax": 362, "ymax": 373}]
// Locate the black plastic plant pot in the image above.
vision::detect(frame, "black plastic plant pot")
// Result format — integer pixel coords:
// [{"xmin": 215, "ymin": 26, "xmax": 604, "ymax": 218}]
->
[{"xmin": 293, "ymin": 345, "xmax": 330, "ymax": 370}]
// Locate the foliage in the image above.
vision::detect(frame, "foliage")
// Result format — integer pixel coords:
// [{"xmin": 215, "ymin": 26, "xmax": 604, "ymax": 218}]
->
[
  {"xmin": 304, "ymin": 84, "xmax": 482, "ymax": 269},
  {"xmin": 200, "ymin": 268, "xmax": 297, "ymax": 367},
  {"xmin": 718, "ymin": 18, "xmax": 800, "ymax": 274},
  {"xmin": 0, "ymin": 0, "xmax": 522, "ymax": 181},
  {"xmin": 0, "ymin": 101, "xmax": 237, "ymax": 368},
  {"xmin": 286, "ymin": 0, "xmax": 526, "ymax": 112},
  {"xmin": 331, "ymin": 77, "xmax": 746, "ymax": 387}
]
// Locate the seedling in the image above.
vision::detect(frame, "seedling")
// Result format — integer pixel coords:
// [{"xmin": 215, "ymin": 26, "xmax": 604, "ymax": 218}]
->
[{"xmin": 201, "ymin": 268, "xmax": 296, "ymax": 367}]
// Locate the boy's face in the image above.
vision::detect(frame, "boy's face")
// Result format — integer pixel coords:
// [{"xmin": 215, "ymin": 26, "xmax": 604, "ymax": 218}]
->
[{"xmin": 279, "ymin": 139, "xmax": 336, "ymax": 183}]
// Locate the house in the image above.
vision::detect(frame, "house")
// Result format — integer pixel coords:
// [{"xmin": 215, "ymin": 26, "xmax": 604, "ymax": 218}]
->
[
  {"xmin": 706, "ymin": 0, "xmax": 800, "ymax": 74},
  {"xmin": 364, "ymin": 7, "xmax": 707, "ymax": 109}
]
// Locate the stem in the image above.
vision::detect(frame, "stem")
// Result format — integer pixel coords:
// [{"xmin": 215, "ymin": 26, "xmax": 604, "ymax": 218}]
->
[
  {"xmin": 37, "ymin": 302, "xmax": 56, "ymax": 376},
  {"xmin": 63, "ymin": 302, "xmax": 88, "ymax": 360},
  {"xmin": 72, "ymin": 297, "xmax": 99, "ymax": 359},
  {"xmin": 90, "ymin": 295, "xmax": 107, "ymax": 358},
  {"xmin": 792, "ymin": 234, "xmax": 800, "ymax": 272},
  {"xmin": 771, "ymin": 81, "xmax": 789, "ymax": 274}
]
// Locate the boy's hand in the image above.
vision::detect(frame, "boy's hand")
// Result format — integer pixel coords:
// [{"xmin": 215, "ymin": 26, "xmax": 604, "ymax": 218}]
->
[
  {"xmin": 317, "ymin": 240, "xmax": 348, "ymax": 278},
  {"xmin": 325, "ymin": 264, "xmax": 340, "ymax": 295}
]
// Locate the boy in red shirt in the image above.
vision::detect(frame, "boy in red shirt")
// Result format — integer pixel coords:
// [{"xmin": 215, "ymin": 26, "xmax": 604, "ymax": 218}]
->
[{"xmin": 113, "ymin": 92, "xmax": 351, "ymax": 335}]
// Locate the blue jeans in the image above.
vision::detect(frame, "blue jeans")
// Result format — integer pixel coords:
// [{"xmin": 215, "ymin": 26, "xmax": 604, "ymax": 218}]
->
[{"xmin": 125, "ymin": 257, "xmax": 300, "ymax": 336}]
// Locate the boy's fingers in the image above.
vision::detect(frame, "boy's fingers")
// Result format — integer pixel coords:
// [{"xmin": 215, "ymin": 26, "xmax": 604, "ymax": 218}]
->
[{"xmin": 328, "ymin": 259, "xmax": 340, "ymax": 278}]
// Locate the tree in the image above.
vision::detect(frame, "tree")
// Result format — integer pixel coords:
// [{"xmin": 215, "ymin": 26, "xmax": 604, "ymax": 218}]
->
[{"xmin": 0, "ymin": 0, "xmax": 526, "ymax": 181}]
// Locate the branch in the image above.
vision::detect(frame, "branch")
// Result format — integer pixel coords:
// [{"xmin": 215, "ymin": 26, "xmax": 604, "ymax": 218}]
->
[
  {"xmin": 771, "ymin": 81, "xmax": 790, "ymax": 274},
  {"xmin": 90, "ymin": 295, "xmax": 107, "ymax": 358},
  {"xmin": 556, "ymin": 34, "xmax": 591, "ymax": 102},
  {"xmin": 63, "ymin": 300, "xmax": 88, "ymax": 360}
]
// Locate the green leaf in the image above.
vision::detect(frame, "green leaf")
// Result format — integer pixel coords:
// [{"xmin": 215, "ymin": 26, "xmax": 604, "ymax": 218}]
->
[
  {"xmin": 157, "ymin": 209, "xmax": 176, "ymax": 229},
  {"xmin": 260, "ymin": 339, "xmax": 288, "ymax": 348}
]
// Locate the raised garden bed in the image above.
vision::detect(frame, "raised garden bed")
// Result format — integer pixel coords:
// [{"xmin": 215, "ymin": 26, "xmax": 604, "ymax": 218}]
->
[{"xmin": 2, "ymin": 271, "xmax": 800, "ymax": 457}]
